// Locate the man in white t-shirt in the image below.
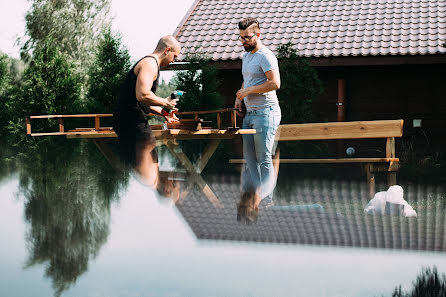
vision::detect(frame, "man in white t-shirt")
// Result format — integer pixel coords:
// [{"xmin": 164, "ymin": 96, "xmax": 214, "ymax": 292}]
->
[{"xmin": 234, "ymin": 18, "xmax": 281, "ymax": 214}]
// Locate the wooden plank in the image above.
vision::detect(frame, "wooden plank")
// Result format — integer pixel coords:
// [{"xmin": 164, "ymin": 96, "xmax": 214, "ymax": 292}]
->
[
  {"xmin": 176, "ymin": 108, "xmax": 236, "ymax": 115},
  {"xmin": 30, "ymin": 114, "xmax": 113, "ymax": 119},
  {"xmin": 64, "ymin": 129, "xmax": 256, "ymax": 140},
  {"xmin": 276, "ymin": 119, "xmax": 404, "ymax": 141},
  {"xmin": 229, "ymin": 158, "xmax": 400, "ymax": 164}
]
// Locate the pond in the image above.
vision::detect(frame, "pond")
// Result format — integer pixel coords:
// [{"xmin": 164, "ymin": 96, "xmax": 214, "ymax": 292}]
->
[{"xmin": 1, "ymin": 138, "xmax": 445, "ymax": 297}]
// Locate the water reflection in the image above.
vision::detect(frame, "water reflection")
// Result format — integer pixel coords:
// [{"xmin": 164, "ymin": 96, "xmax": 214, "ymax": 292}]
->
[
  {"xmin": 12, "ymin": 138, "xmax": 128, "ymax": 296},
  {"xmin": 178, "ymin": 175, "xmax": 446, "ymax": 252},
  {"xmin": 2, "ymin": 136, "xmax": 446, "ymax": 296}
]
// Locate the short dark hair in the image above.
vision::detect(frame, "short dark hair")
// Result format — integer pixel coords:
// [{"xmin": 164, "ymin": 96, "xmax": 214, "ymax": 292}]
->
[{"xmin": 238, "ymin": 18, "xmax": 260, "ymax": 32}]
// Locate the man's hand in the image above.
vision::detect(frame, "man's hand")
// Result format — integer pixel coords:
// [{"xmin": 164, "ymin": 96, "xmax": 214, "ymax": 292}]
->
[
  {"xmin": 165, "ymin": 108, "xmax": 179, "ymax": 123},
  {"xmin": 236, "ymin": 88, "xmax": 250, "ymax": 101},
  {"xmin": 165, "ymin": 97, "xmax": 179, "ymax": 109},
  {"xmin": 234, "ymin": 98, "xmax": 244, "ymax": 117}
]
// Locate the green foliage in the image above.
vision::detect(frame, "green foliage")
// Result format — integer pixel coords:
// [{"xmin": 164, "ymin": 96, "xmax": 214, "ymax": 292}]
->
[
  {"xmin": 173, "ymin": 52, "xmax": 223, "ymax": 112},
  {"xmin": 0, "ymin": 55, "xmax": 8, "ymax": 92},
  {"xmin": 17, "ymin": 138, "xmax": 127, "ymax": 297},
  {"xmin": 86, "ymin": 29, "xmax": 131, "ymax": 113},
  {"xmin": 7, "ymin": 38, "xmax": 81, "ymax": 154},
  {"xmin": 21, "ymin": 0, "xmax": 112, "ymax": 87},
  {"xmin": 170, "ymin": 53, "xmax": 224, "ymax": 164},
  {"xmin": 390, "ymin": 266, "xmax": 446, "ymax": 297},
  {"xmin": 277, "ymin": 42, "xmax": 323, "ymax": 124},
  {"xmin": 0, "ymin": 55, "xmax": 11, "ymax": 136},
  {"xmin": 276, "ymin": 42, "xmax": 326, "ymax": 158},
  {"xmin": 155, "ymin": 79, "xmax": 176, "ymax": 98}
]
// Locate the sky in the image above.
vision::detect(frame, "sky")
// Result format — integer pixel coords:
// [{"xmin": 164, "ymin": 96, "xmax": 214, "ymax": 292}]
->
[{"xmin": 0, "ymin": 0, "xmax": 197, "ymax": 81}]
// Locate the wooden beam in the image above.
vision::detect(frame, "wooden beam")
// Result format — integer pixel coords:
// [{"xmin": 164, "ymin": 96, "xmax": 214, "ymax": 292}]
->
[
  {"xmin": 164, "ymin": 140, "xmax": 222, "ymax": 208},
  {"xmin": 30, "ymin": 114, "xmax": 113, "ymax": 119},
  {"xmin": 229, "ymin": 158, "xmax": 399, "ymax": 164},
  {"xmin": 276, "ymin": 120, "xmax": 403, "ymax": 141}
]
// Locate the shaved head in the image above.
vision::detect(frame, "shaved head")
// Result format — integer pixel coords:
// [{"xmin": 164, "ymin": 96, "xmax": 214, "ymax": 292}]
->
[{"xmin": 154, "ymin": 35, "xmax": 181, "ymax": 53}]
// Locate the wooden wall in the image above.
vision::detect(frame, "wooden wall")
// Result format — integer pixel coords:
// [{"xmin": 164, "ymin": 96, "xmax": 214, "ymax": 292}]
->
[{"xmin": 217, "ymin": 63, "xmax": 446, "ymax": 156}]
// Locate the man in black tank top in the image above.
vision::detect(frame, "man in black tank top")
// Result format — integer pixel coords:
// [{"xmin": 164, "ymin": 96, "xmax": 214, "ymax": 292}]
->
[{"xmin": 113, "ymin": 35, "xmax": 181, "ymax": 193}]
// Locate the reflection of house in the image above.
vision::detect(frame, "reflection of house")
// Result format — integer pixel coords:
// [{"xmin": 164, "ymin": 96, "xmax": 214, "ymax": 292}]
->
[
  {"xmin": 173, "ymin": 0, "xmax": 446, "ymax": 149},
  {"xmin": 176, "ymin": 177, "xmax": 446, "ymax": 252}
]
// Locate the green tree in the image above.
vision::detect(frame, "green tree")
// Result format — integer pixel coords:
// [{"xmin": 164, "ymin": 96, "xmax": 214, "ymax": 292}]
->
[
  {"xmin": 277, "ymin": 42, "xmax": 323, "ymax": 124},
  {"xmin": 8, "ymin": 38, "xmax": 81, "ymax": 152},
  {"xmin": 86, "ymin": 29, "xmax": 131, "ymax": 113},
  {"xmin": 21, "ymin": 0, "xmax": 111, "ymax": 84},
  {"xmin": 155, "ymin": 78, "xmax": 176, "ymax": 98},
  {"xmin": 173, "ymin": 52, "xmax": 223, "ymax": 112},
  {"xmin": 170, "ymin": 53, "xmax": 225, "ymax": 165},
  {"xmin": 0, "ymin": 55, "xmax": 11, "ymax": 134},
  {"xmin": 275, "ymin": 42, "xmax": 327, "ymax": 160}
]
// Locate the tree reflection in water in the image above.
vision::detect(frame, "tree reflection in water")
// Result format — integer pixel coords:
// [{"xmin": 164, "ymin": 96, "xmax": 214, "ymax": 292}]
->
[{"xmin": 15, "ymin": 138, "xmax": 128, "ymax": 296}]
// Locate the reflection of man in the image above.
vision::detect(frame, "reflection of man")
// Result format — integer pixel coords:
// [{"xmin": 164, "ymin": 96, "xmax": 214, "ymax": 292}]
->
[
  {"xmin": 113, "ymin": 35, "xmax": 181, "ymax": 191},
  {"xmin": 234, "ymin": 18, "xmax": 281, "ymax": 208}
]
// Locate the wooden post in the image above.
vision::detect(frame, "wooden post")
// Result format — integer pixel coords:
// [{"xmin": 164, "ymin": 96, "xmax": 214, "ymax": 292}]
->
[
  {"xmin": 217, "ymin": 112, "xmax": 221, "ymax": 129},
  {"xmin": 95, "ymin": 116, "xmax": 100, "ymax": 131},
  {"xmin": 26, "ymin": 118, "xmax": 31, "ymax": 134},
  {"xmin": 59, "ymin": 118, "xmax": 64, "ymax": 132},
  {"xmin": 194, "ymin": 113, "xmax": 199, "ymax": 121},
  {"xmin": 386, "ymin": 137, "xmax": 395, "ymax": 158},
  {"xmin": 230, "ymin": 110, "xmax": 237, "ymax": 128},
  {"xmin": 386, "ymin": 137, "xmax": 397, "ymax": 187}
]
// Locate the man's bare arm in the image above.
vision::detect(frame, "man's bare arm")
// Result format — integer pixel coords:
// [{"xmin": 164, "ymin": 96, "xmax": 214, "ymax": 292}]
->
[{"xmin": 135, "ymin": 59, "xmax": 176, "ymax": 109}]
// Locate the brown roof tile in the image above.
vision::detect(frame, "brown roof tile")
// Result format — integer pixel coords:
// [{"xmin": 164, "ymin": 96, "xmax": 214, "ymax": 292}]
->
[{"xmin": 174, "ymin": 0, "xmax": 446, "ymax": 61}]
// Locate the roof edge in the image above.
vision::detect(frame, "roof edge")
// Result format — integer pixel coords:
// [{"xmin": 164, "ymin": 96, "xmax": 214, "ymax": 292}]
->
[
  {"xmin": 173, "ymin": 0, "xmax": 202, "ymax": 38},
  {"xmin": 163, "ymin": 54, "xmax": 446, "ymax": 70}
]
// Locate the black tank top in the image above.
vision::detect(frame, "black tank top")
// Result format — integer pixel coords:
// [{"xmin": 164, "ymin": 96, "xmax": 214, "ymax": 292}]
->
[{"xmin": 113, "ymin": 56, "xmax": 160, "ymax": 132}]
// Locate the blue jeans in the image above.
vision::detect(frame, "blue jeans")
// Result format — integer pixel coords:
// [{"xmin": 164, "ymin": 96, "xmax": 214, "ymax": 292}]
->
[{"xmin": 242, "ymin": 105, "xmax": 281, "ymax": 203}]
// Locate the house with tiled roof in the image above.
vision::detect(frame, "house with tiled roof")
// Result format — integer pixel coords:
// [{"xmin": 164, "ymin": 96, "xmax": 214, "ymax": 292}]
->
[{"xmin": 173, "ymin": 0, "xmax": 446, "ymax": 150}]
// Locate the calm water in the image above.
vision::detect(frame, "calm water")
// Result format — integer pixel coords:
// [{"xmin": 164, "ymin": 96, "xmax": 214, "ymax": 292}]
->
[{"xmin": 1, "ymin": 138, "xmax": 446, "ymax": 297}]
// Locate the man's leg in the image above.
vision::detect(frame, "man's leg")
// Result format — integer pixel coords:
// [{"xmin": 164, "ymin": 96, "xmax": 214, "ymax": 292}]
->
[
  {"xmin": 242, "ymin": 113, "xmax": 260, "ymax": 193},
  {"xmin": 252, "ymin": 106, "xmax": 281, "ymax": 202}
]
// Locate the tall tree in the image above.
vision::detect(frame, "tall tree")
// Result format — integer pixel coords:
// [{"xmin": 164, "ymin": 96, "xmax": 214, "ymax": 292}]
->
[
  {"xmin": 86, "ymin": 29, "xmax": 131, "ymax": 113},
  {"xmin": 21, "ymin": 0, "xmax": 111, "ymax": 83},
  {"xmin": 7, "ymin": 38, "xmax": 81, "ymax": 152}
]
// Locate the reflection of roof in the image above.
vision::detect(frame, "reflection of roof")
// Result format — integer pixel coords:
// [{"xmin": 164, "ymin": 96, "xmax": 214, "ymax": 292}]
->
[
  {"xmin": 174, "ymin": 0, "xmax": 446, "ymax": 61},
  {"xmin": 176, "ymin": 176, "xmax": 446, "ymax": 252}
]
